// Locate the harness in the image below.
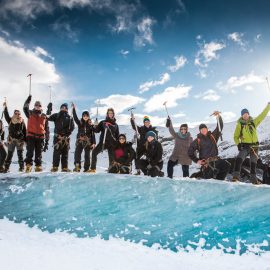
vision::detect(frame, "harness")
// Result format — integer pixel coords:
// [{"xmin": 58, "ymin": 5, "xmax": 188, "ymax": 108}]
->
[
  {"xmin": 54, "ymin": 135, "xmax": 70, "ymax": 150},
  {"xmin": 197, "ymin": 133, "xmax": 218, "ymax": 152},
  {"xmin": 77, "ymin": 135, "xmax": 93, "ymax": 149}
]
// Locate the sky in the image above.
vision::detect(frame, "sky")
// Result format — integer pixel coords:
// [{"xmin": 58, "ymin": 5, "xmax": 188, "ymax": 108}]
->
[{"xmin": 0, "ymin": 0, "xmax": 270, "ymax": 127}]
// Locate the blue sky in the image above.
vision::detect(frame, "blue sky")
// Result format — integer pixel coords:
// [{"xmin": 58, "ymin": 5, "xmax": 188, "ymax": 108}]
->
[{"xmin": 0, "ymin": 0, "xmax": 270, "ymax": 126}]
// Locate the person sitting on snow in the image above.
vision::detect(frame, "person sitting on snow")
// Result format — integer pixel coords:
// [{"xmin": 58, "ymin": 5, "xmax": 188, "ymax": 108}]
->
[
  {"xmin": 188, "ymin": 111, "xmax": 230, "ymax": 180},
  {"xmin": 108, "ymin": 134, "xmax": 135, "ymax": 174},
  {"xmin": 137, "ymin": 131, "xmax": 164, "ymax": 177},
  {"xmin": 232, "ymin": 104, "xmax": 270, "ymax": 184}
]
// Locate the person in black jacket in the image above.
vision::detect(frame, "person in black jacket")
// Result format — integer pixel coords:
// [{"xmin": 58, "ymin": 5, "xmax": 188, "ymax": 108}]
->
[
  {"xmin": 23, "ymin": 96, "xmax": 49, "ymax": 173},
  {"xmin": 72, "ymin": 104, "xmax": 96, "ymax": 172},
  {"xmin": 3, "ymin": 102, "xmax": 26, "ymax": 172},
  {"xmin": 137, "ymin": 131, "xmax": 164, "ymax": 177},
  {"xmin": 47, "ymin": 103, "xmax": 75, "ymax": 172},
  {"xmin": 188, "ymin": 112, "xmax": 230, "ymax": 180},
  {"xmin": 108, "ymin": 134, "xmax": 135, "ymax": 174},
  {"xmin": 90, "ymin": 108, "xmax": 119, "ymax": 173},
  {"xmin": 0, "ymin": 119, "xmax": 7, "ymax": 173},
  {"xmin": 130, "ymin": 115, "xmax": 158, "ymax": 175}
]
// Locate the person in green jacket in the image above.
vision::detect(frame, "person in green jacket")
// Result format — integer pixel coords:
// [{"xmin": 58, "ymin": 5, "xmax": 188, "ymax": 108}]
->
[{"xmin": 232, "ymin": 103, "xmax": 270, "ymax": 184}]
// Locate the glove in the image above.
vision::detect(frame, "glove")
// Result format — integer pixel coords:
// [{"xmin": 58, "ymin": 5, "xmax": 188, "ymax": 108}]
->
[
  {"xmin": 46, "ymin": 102, "xmax": 52, "ymax": 115},
  {"xmin": 26, "ymin": 95, "xmax": 32, "ymax": 103},
  {"xmin": 147, "ymin": 164, "xmax": 152, "ymax": 170},
  {"xmin": 237, "ymin": 143, "xmax": 242, "ymax": 151},
  {"xmin": 43, "ymin": 140, "xmax": 49, "ymax": 152},
  {"xmin": 166, "ymin": 117, "xmax": 171, "ymax": 128}
]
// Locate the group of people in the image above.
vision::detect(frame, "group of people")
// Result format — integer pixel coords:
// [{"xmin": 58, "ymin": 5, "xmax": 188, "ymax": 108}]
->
[{"xmin": 0, "ymin": 94, "xmax": 270, "ymax": 185}]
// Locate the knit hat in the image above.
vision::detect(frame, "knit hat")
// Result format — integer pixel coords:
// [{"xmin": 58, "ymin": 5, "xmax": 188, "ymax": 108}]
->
[
  {"xmin": 34, "ymin": 101, "xmax": 42, "ymax": 107},
  {"xmin": 145, "ymin": 130, "xmax": 156, "ymax": 139},
  {"xmin": 82, "ymin": 110, "xmax": 89, "ymax": 117},
  {"xmin": 143, "ymin": 116, "xmax": 150, "ymax": 123},
  {"xmin": 60, "ymin": 103, "xmax": 68, "ymax": 110},
  {"xmin": 118, "ymin": 134, "xmax": 126, "ymax": 140},
  {"xmin": 199, "ymin": 123, "xmax": 208, "ymax": 130},
  {"xmin": 180, "ymin": 123, "xmax": 188, "ymax": 129},
  {"xmin": 241, "ymin": 108, "xmax": 249, "ymax": 116}
]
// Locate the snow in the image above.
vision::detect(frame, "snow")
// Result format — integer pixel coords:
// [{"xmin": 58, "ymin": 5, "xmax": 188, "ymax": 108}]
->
[{"xmin": 1, "ymin": 218, "xmax": 270, "ymax": 270}]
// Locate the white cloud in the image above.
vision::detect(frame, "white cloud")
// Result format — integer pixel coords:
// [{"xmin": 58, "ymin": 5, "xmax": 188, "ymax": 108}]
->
[
  {"xmin": 134, "ymin": 17, "xmax": 155, "ymax": 47},
  {"xmin": 119, "ymin": 49, "xmax": 130, "ymax": 57},
  {"xmin": 221, "ymin": 111, "xmax": 237, "ymax": 122},
  {"xmin": 0, "ymin": 29, "xmax": 10, "ymax": 37},
  {"xmin": 0, "ymin": 0, "xmax": 53, "ymax": 19},
  {"xmin": 34, "ymin": 46, "xmax": 54, "ymax": 61},
  {"xmin": 228, "ymin": 32, "xmax": 247, "ymax": 50},
  {"xmin": 168, "ymin": 55, "xmax": 187, "ymax": 72},
  {"xmin": 254, "ymin": 34, "xmax": 262, "ymax": 43},
  {"xmin": 217, "ymin": 72, "xmax": 264, "ymax": 92},
  {"xmin": 0, "ymin": 36, "xmax": 69, "ymax": 114},
  {"xmin": 195, "ymin": 89, "xmax": 220, "ymax": 102},
  {"xmin": 144, "ymin": 84, "xmax": 191, "ymax": 113},
  {"xmin": 90, "ymin": 94, "xmax": 145, "ymax": 117},
  {"xmin": 115, "ymin": 113, "xmax": 166, "ymax": 126},
  {"xmin": 195, "ymin": 41, "xmax": 226, "ymax": 68},
  {"xmin": 196, "ymin": 69, "xmax": 207, "ymax": 79},
  {"xmin": 173, "ymin": 113, "xmax": 186, "ymax": 118},
  {"xmin": 139, "ymin": 73, "xmax": 170, "ymax": 94}
]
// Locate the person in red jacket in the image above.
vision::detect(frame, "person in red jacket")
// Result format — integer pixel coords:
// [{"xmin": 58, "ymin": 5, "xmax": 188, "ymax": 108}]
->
[{"xmin": 23, "ymin": 95, "xmax": 49, "ymax": 172}]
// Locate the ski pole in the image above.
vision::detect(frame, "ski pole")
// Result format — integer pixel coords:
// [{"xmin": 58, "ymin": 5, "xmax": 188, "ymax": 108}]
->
[
  {"xmin": 27, "ymin": 74, "xmax": 32, "ymax": 95},
  {"xmin": 163, "ymin": 101, "xmax": 169, "ymax": 117}
]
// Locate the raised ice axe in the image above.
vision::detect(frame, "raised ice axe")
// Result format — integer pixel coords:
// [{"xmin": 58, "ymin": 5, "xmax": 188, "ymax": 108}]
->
[
  {"xmin": 210, "ymin": 111, "xmax": 223, "ymax": 141},
  {"xmin": 128, "ymin": 107, "xmax": 140, "ymax": 143},
  {"xmin": 27, "ymin": 73, "xmax": 32, "ymax": 95},
  {"xmin": 163, "ymin": 101, "xmax": 170, "ymax": 117}
]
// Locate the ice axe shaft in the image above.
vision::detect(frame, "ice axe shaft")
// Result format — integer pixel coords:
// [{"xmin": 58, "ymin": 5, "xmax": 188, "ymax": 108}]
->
[
  {"xmin": 210, "ymin": 111, "xmax": 223, "ymax": 141},
  {"xmin": 96, "ymin": 99, "xmax": 100, "ymax": 121},
  {"xmin": 48, "ymin": 86, "xmax": 52, "ymax": 102},
  {"xmin": 163, "ymin": 101, "xmax": 169, "ymax": 117},
  {"xmin": 27, "ymin": 74, "xmax": 32, "ymax": 95},
  {"xmin": 128, "ymin": 107, "xmax": 140, "ymax": 142}
]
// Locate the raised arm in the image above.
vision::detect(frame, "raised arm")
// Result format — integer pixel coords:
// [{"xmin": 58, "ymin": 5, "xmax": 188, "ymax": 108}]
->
[
  {"xmin": 254, "ymin": 103, "xmax": 270, "ymax": 127},
  {"xmin": 3, "ymin": 106, "xmax": 11, "ymax": 124},
  {"xmin": 23, "ymin": 95, "xmax": 32, "ymax": 118},
  {"xmin": 72, "ymin": 107, "xmax": 80, "ymax": 126},
  {"xmin": 212, "ymin": 115, "xmax": 223, "ymax": 141}
]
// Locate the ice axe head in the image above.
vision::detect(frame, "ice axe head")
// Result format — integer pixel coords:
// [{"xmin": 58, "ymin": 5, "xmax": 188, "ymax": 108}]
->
[{"xmin": 128, "ymin": 107, "xmax": 136, "ymax": 112}]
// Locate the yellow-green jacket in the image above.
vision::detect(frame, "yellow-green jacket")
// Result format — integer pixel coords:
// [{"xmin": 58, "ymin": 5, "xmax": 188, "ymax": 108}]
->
[{"xmin": 234, "ymin": 104, "xmax": 270, "ymax": 145}]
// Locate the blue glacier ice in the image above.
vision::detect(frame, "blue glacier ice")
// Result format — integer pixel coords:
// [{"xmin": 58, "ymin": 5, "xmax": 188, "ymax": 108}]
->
[{"xmin": 0, "ymin": 173, "xmax": 270, "ymax": 255}]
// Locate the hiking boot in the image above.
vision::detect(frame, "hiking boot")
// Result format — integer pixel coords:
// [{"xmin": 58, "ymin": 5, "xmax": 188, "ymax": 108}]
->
[
  {"xmin": 51, "ymin": 167, "xmax": 58, "ymax": 172},
  {"xmin": 73, "ymin": 165, "xmax": 81, "ymax": 172},
  {"xmin": 250, "ymin": 174, "xmax": 261, "ymax": 185},
  {"xmin": 87, "ymin": 169, "xmax": 96, "ymax": 173},
  {"xmin": 62, "ymin": 168, "xmax": 71, "ymax": 172},
  {"xmin": 134, "ymin": 169, "xmax": 141, "ymax": 175},
  {"xmin": 232, "ymin": 176, "xmax": 239, "ymax": 182},
  {"xmin": 25, "ymin": 164, "xmax": 32, "ymax": 173},
  {"xmin": 0, "ymin": 166, "xmax": 5, "ymax": 173},
  {"xmin": 35, "ymin": 166, "xmax": 43, "ymax": 172}
]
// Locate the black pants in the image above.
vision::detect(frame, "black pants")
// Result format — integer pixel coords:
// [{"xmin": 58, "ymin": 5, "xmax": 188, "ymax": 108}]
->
[
  {"xmin": 167, "ymin": 159, "xmax": 189, "ymax": 178},
  {"xmin": 108, "ymin": 164, "xmax": 131, "ymax": 174},
  {"xmin": 74, "ymin": 141, "xmax": 91, "ymax": 171},
  {"xmin": 90, "ymin": 142, "xmax": 114, "ymax": 170},
  {"xmin": 25, "ymin": 137, "xmax": 44, "ymax": 166},
  {"xmin": 53, "ymin": 138, "xmax": 69, "ymax": 169},
  {"xmin": 5, "ymin": 140, "xmax": 24, "ymax": 170},
  {"xmin": 0, "ymin": 144, "xmax": 7, "ymax": 168},
  {"xmin": 134, "ymin": 146, "xmax": 145, "ymax": 170},
  {"xmin": 201, "ymin": 159, "xmax": 231, "ymax": 180},
  {"xmin": 137, "ymin": 159, "xmax": 164, "ymax": 177}
]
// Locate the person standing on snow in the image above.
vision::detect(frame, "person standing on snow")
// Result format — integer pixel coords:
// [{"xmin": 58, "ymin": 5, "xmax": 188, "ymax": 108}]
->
[
  {"xmin": 90, "ymin": 108, "xmax": 119, "ymax": 173},
  {"xmin": 232, "ymin": 104, "xmax": 270, "ymax": 184},
  {"xmin": 188, "ymin": 112, "xmax": 230, "ymax": 180},
  {"xmin": 72, "ymin": 103, "xmax": 96, "ymax": 172},
  {"xmin": 47, "ymin": 103, "xmax": 75, "ymax": 172},
  {"xmin": 108, "ymin": 134, "xmax": 135, "ymax": 174},
  {"xmin": 130, "ymin": 115, "xmax": 158, "ymax": 175},
  {"xmin": 3, "ymin": 101, "xmax": 26, "ymax": 173},
  {"xmin": 137, "ymin": 130, "xmax": 164, "ymax": 177},
  {"xmin": 23, "ymin": 95, "xmax": 49, "ymax": 173},
  {"xmin": 166, "ymin": 117, "xmax": 193, "ymax": 178}
]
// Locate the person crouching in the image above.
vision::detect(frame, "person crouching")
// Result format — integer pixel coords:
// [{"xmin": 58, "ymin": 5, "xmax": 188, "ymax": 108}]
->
[
  {"xmin": 137, "ymin": 131, "xmax": 164, "ymax": 177},
  {"xmin": 108, "ymin": 134, "xmax": 135, "ymax": 174}
]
